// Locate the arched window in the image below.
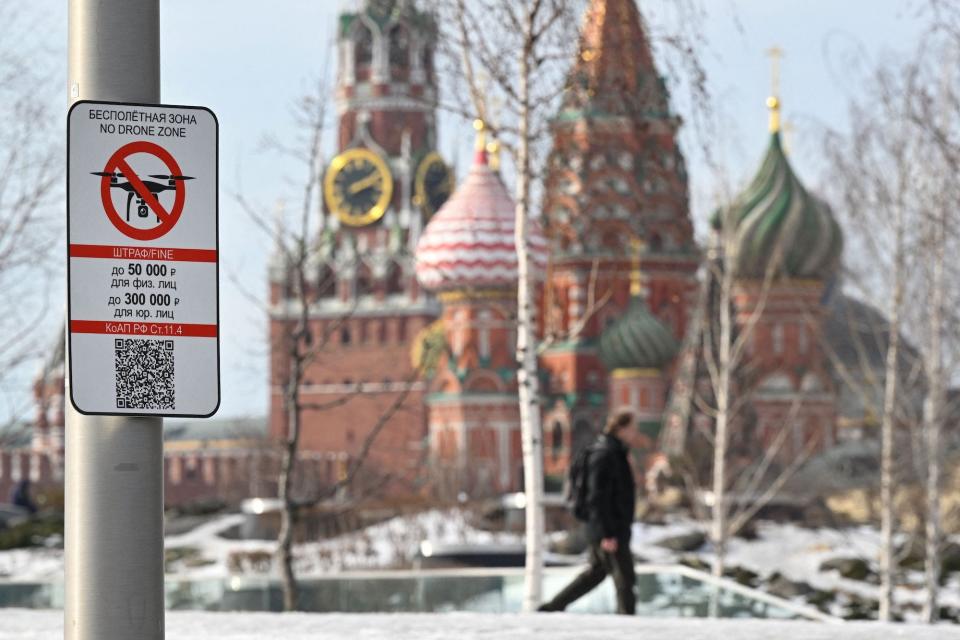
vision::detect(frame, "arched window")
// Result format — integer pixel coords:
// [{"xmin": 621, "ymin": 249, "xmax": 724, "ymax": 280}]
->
[
  {"xmin": 388, "ymin": 24, "xmax": 410, "ymax": 78},
  {"xmin": 385, "ymin": 261, "xmax": 404, "ymax": 295},
  {"xmin": 421, "ymin": 45, "xmax": 434, "ymax": 80},
  {"xmin": 355, "ymin": 24, "xmax": 373, "ymax": 68},
  {"xmin": 772, "ymin": 324, "xmax": 785, "ymax": 355},
  {"xmin": 648, "ymin": 232, "xmax": 663, "ymax": 252},
  {"xmin": 551, "ymin": 421, "xmax": 564, "ymax": 460},
  {"xmin": 317, "ymin": 264, "xmax": 336, "ymax": 299},
  {"xmin": 355, "ymin": 264, "xmax": 374, "ymax": 297}
]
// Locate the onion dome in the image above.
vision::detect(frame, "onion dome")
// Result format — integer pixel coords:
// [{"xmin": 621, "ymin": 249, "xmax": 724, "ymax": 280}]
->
[
  {"xmin": 599, "ymin": 296, "xmax": 679, "ymax": 371},
  {"xmin": 415, "ymin": 124, "xmax": 548, "ymax": 292},
  {"xmin": 715, "ymin": 98, "xmax": 842, "ymax": 280}
]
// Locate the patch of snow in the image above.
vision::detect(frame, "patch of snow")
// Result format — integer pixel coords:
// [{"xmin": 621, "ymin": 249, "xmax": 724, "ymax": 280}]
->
[
  {"xmin": 2, "ymin": 610, "xmax": 960, "ymax": 640},
  {"xmin": 0, "ymin": 548, "xmax": 62, "ymax": 581},
  {"xmin": 2, "ymin": 510, "xmax": 958, "ymax": 623}
]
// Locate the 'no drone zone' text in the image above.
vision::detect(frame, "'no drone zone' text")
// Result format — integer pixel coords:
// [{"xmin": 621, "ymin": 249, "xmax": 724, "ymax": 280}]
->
[{"xmin": 88, "ymin": 108, "xmax": 199, "ymax": 138}]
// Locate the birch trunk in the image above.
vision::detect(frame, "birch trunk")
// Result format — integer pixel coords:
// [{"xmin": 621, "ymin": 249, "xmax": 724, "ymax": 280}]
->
[
  {"xmin": 878, "ymin": 202, "xmax": 905, "ymax": 622},
  {"xmin": 710, "ymin": 250, "xmax": 734, "ymax": 616},
  {"xmin": 922, "ymin": 206, "xmax": 945, "ymax": 623},
  {"xmin": 516, "ymin": 15, "xmax": 545, "ymax": 612}
]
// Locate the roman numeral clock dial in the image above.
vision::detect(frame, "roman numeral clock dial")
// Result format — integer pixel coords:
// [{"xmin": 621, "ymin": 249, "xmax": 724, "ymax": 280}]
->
[{"xmin": 324, "ymin": 148, "xmax": 394, "ymax": 227}]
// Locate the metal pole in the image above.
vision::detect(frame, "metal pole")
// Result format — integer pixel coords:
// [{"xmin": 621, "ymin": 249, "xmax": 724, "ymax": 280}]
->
[{"xmin": 66, "ymin": 2, "xmax": 164, "ymax": 639}]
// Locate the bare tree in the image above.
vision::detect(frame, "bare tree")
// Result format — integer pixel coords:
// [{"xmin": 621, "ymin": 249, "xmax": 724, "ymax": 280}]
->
[
  {"xmin": 683, "ymin": 216, "xmax": 820, "ymax": 593},
  {"xmin": 904, "ymin": 35, "xmax": 960, "ymax": 623},
  {"xmin": 234, "ymin": 83, "xmax": 432, "ymax": 611},
  {"xmin": 822, "ymin": 51, "xmax": 938, "ymax": 622},
  {"xmin": 437, "ymin": 0, "xmax": 582, "ymax": 610},
  {"xmin": 0, "ymin": 5, "xmax": 58, "ymax": 421}
]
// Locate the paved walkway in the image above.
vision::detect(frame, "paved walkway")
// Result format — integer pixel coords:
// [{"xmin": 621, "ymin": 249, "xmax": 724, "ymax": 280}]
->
[{"xmin": 4, "ymin": 610, "xmax": 960, "ymax": 639}]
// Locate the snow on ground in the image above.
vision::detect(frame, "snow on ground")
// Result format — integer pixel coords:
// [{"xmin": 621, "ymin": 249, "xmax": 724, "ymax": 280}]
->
[
  {"xmin": 290, "ymin": 509, "xmax": 523, "ymax": 576},
  {"xmin": 2, "ymin": 610, "xmax": 959, "ymax": 639},
  {"xmin": 0, "ymin": 509, "xmax": 524, "ymax": 582},
  {"xmin": 634, "ymin": 517, "xmax": 960, "ymax": 615},
  {"xmin": 0, "ymin": 547, "xmax": 62, "ymax": 582},
  {"xmin": 2, "ymin": 508, "xmax": 959, "ymax": 620}
]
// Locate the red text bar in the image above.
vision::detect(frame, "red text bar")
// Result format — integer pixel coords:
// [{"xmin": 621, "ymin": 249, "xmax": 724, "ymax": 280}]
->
[
  {"xmin": 71, "ymin": 320, "xmax": 218, "ymax": 338},
  {"xmin": 70, "ymin": 244, "xmax": 217, "ymax": 262}
]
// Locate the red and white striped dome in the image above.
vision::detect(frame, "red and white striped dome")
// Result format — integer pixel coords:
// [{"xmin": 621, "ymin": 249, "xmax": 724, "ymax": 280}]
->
[{"xmin": 415, "ymin": 149, "xmax": 548, "ymax": 293}]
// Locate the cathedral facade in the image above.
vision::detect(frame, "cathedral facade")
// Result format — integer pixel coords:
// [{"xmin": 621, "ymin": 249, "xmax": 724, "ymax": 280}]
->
[
  {"xmin": 268, "ymin": 0, "xmax": 846, "ymax": 499},
  {"xmin": 1, "ymin": 0, "xmax": 850, "ymax": 510}
]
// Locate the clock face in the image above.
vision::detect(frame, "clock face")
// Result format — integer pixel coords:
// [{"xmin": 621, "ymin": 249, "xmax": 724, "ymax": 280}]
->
[
  {"xmin": 415, "ymin": 152, "xmax": 454, "ymax": 218},
  {"xmin": 324, "ymin": 148, "xmax": 394, "ymax": 227}
]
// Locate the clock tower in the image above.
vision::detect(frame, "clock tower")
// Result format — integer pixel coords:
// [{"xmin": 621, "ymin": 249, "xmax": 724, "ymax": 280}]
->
[{"xmin": 268, "ymin": 0, "xmax": 451, "ymax": 494}]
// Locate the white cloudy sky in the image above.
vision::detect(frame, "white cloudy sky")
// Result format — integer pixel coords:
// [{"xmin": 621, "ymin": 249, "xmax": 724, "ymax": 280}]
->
[{"xmin": 10, "ymin": 0, "xmax": 932, "ymax": 420}]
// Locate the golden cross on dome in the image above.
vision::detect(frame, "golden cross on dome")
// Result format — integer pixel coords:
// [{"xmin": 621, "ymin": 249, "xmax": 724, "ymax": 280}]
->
[
  {"xmin": 473, "ymin": 119, "xmax": 487, "ymax": 152},
  {"xmin": 765, "ymin": 45, "xmax": 784, "ymax": 133},
  {"xmin": 630, "ymin": 237, "xmax": 646, "ymax": 297}
]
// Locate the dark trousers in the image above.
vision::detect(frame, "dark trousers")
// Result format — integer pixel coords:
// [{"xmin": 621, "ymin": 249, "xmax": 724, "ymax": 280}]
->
[{"xmin": 543, "ymin": 541, "xmax": 636, "ymax": 615}]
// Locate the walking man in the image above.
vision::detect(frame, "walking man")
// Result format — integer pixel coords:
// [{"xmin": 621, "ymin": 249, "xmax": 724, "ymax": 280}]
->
[{"xmin": 539, "ymin": 410, "xmax": 638, "ymax": 614}]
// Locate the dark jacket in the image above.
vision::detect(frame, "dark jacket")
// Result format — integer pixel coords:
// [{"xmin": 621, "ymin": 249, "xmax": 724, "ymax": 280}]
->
[
  {"xmin": 10, "ymin": 479, "xmax": 36, "ymax": 514},
  {"xmin": 585, "ymin": 433, "xmax": 636, "ymax": 544}
]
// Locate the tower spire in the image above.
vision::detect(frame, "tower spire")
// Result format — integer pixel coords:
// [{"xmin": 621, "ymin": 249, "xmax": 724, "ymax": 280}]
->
[
  {"xmin": 473, "ymin": 119, "xmax": 488, "ymax": 165},
  {"xmin": 562, "ymin": 0, "xmax": 665, "ymax": 119},
  {"xmin": 766, "ymin": 45, "xmax": 784, "ymax": 133}
]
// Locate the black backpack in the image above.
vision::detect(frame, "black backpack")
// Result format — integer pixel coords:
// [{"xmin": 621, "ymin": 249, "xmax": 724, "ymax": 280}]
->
[{"xmin": 566, "ymin": 443, "xmax": 599, "ymax": 522}]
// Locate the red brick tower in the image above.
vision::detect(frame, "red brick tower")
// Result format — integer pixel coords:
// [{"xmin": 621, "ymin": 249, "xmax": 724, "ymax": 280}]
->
[
  {"xmin": 540, "ymin": 0, "xmax": 699, "ymax": 475},
  {"xmin": 415, "ymin": 127, "xmax": 548, "ymax": 497},
  {"xmin": 268, "ymin": 0, "xmax": 453, "ymax": 493}
]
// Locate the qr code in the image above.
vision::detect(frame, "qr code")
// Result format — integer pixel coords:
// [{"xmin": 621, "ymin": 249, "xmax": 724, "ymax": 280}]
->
[{"xmin": 115, "ymin": 338, "xmax": 175, "ymax": 410}]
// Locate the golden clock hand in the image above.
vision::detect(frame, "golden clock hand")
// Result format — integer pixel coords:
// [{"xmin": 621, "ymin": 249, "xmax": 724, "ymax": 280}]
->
[{"xmin": 348, "ymin": 173, "xmax": 383, "ymax": 195}]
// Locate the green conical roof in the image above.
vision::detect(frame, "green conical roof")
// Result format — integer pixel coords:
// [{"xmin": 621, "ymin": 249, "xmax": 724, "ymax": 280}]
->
[
  {"xmin": 599, "ymin": 296, "xmax": 678, "ymax": 371},
  {"xmin": 715, "ymin": 132, "xmax": 842, "ymax": 280}
]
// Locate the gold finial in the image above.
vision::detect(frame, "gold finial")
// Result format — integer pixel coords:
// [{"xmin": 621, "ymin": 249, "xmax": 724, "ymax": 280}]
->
[
  {"xmin": 766, "ymin": 46, "xmax": 784, "ymax": 133},
  {"xmin": 473, "ymin": 119, "xmax": 486, "ymax": 152},
  {"xmin": 630, "ymin": 238, "xmax": 646, "ymax": 297},
  {"xmin": 486, "ymin": 139, "xmax": 501, "ymax": 171}
]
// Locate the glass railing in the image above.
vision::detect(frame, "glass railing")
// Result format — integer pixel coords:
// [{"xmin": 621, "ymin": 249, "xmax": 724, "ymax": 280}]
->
[{"xmin": 0, "ymin": 565, "xmax": 836, "ymax": 622}]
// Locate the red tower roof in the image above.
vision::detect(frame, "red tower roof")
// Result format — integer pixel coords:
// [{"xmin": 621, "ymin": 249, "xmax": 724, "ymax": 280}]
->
[{"xmin": 560, "ymin": 0, "xmax": 670, "ymax": 120}]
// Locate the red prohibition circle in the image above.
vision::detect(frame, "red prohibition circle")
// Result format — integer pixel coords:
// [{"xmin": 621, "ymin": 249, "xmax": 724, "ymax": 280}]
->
[{"xmin": 100, "ymin": 140, "xmax": 186, "ymax": 241}]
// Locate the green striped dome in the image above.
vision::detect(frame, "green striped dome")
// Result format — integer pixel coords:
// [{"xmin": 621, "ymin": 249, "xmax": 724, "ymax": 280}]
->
[
  {"xmin": 715, "ymin": 132, "xmax": 842, "ymax": 280},
  {"xmin": 599, "ymin": 296, "xmax": 679, "ymax": 371}
]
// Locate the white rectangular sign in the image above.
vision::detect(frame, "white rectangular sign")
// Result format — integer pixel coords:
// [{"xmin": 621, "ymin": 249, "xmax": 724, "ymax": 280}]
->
[{"xmin": 67, "ymin": 101, "xmax": 219, "ymax": 417}]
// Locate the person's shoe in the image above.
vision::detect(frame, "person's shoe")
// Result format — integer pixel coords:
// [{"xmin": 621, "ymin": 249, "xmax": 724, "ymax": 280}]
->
[{"xmin": 537, "ymin": 602, "xmax": 561, "ymax": 612}]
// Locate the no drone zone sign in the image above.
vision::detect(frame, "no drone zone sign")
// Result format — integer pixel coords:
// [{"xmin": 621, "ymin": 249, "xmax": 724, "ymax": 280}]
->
[{"xmin": 67, "ymin": 101, "xmax": 220, "ymax": 417}]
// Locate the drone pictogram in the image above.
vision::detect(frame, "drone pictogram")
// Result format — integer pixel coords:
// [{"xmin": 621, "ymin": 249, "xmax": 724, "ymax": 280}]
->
[
  {"xmin": 92, "ymin": 170, "xmax": 194, "ymax": 222},
  {"xmin": 94, "ymin": 140, "xmax": 190, "ymax": 241}
]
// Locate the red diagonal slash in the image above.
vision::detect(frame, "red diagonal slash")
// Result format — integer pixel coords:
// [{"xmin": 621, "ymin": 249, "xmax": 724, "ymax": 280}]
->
[
  {"xmin": 100, "ymin": 140, "xmax": 186, "ymax": 241},
  {"xmin": 115, "ymin": 158, "xmax": 172, "ymax": 223}
]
